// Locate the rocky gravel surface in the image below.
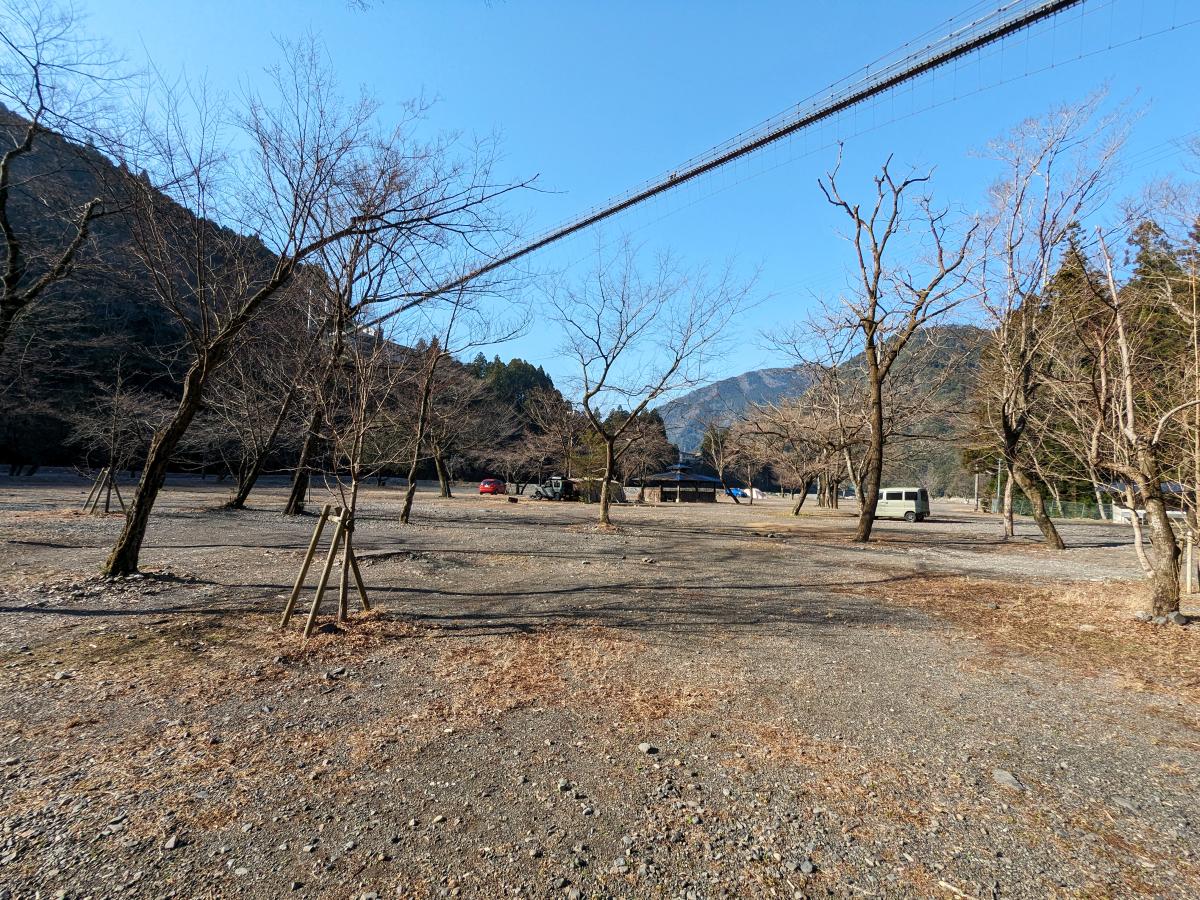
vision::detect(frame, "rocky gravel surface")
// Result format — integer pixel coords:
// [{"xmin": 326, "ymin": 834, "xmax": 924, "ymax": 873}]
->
[{"xmin": 1, "ymin": 473, "xmax": 1198, "ymax": 898}]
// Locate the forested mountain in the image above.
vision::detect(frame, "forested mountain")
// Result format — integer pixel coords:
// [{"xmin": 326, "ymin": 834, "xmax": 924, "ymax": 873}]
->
[
  {"xmin": 0, "ymin": 105, "xmax": 186, "ymax": 465},
  {"xmin": 0, "ymin": 108, "xmax": 557, "ymax": 475},
  {"xmin": 657, "ymin": 367, "xmax": 813, "ymax": 453},
  {"xmin": 657, "ymin": 325, "xmax": 985, "ymax": 495}
]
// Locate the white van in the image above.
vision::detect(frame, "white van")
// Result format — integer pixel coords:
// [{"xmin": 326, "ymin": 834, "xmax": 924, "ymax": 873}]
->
[{"xmin": 875, "ymin": 486, "xmax": 930, "ymax": 522}]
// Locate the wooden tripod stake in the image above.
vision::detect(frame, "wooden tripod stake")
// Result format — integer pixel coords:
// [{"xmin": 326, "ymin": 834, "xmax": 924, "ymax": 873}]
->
[
  {"xmin": 280, "ymin": 504, "xmax": 370, "ymax": 637},
  {"xmin": 82, "ymin": 467, "xmax": 126, "ymax": 515}
]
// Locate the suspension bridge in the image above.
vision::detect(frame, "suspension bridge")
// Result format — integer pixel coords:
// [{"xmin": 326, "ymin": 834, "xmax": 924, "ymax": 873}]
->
[{"xmin": 367, "ymin": 0, "xmax": 1197, "ymax": 327}]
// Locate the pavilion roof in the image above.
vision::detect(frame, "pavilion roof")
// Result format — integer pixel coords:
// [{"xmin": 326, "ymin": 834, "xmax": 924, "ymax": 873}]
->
[{"xmin": 638, "ymin": 463, "xmax": 724, "ymax": 487}]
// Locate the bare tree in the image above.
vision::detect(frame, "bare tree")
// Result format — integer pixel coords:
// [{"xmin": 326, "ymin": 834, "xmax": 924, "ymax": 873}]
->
[
  {"xmin": 66, "ymin": 357, "xmax": 169, "ymax": 480},
  {"xmin": 485, "ymin": 436, "xmax": 542, "ymax": 494},
  {"xmin": 729, "ymin": 421, "xmax": 770, "ymax": 504},
  {"xmin": 208, "ymin": 274, "xmax": 324, "ymax": 508},
  {"xmin": 975, "ymin": 96, "xmax": 1123, "ymax": 548},
  {"xmin": 609, "ymin": 409, "xmax": 675, "ymax": 500},
  {"xmin": 523, "ymin": 385, "xmax": 587, "ymax": 480},
  {"xmin": 699, "ymin": 422, "xmax": 740, "ymax": 501},
  {"xmin": 769, "ymin": 321, "xmax": 871, "ymax": 503},
  {"xmin": 426, "ymin": 363, "xmax": 512, "ymax": 498},
  {"xmin": 312, "ymin": 296, "xmax": 417, "ymax": 579},
  {"xmin": 396, "ymin": 294, "xmax": 523, "ymax": 523},
  {"xmin": 749, "ymin": 384, "xmax": 849, "ymax": 515},
  {"xmin": 550, "ymin": 244, "xmax": 749, "ymax": 526},
  {"xmin": 102, "ymin": 39, "xmax": 524, "ymax": 575},
  {"xmin": 815, "ymin": 149, "xmax": 976, "ymax": 541},
  {"xmin": 1134, "ymin": 177, "xmax": 1200, "ymax": 559},
  {"xmin": 1091, "ymin": 230, "xmax": 1195, "ymax": 615},
  {"xmin": 397, "ymin": 335, "xmax": 443, "ymax": 522},
  {"xmin": 1042, "ymin": 210, "xmax": 1196, "ymax": 615}
]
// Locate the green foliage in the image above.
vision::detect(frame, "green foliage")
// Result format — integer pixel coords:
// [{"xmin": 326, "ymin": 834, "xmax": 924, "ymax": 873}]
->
[{"xmin": 468, "ymin": 354, "xmax": 554, "ymax": 414}]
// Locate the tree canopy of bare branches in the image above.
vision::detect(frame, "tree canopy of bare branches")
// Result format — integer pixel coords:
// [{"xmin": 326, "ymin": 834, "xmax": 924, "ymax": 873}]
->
[
  {"xmin": 550, "ymin": 243, "xmax": 750, "ymax": 526},
  {"xmin": 101, "ymin": 37, "xmax": 527, "ymax": 575},
  {"xmin": 800, "ymin": 149, "xmax": 976, "ymax": 541}
]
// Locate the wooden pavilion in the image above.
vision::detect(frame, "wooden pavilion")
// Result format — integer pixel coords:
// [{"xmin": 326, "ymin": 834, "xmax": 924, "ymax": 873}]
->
[{"xmin": 637, "ymin": 463, "xmax": 723, "ymax": 504}]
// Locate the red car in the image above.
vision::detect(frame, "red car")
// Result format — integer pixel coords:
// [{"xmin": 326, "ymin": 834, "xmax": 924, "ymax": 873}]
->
[{"xmin": 479, "ymin": 478, "xmax": 506, "ymax": 495}]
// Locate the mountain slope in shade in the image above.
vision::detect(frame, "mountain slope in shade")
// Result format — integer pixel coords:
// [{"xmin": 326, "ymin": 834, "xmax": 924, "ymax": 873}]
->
[{"xmin": 657, "ymin": 366, "xmax": 812, "ymax": 452}]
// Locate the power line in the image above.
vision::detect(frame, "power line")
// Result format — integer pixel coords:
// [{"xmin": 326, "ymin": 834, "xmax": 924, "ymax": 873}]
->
[{"xmin": 369, "ymin": 0, "xmax": 1088, "ymax": 328}]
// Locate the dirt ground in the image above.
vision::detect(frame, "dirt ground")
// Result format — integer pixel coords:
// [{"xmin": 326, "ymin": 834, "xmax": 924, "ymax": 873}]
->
[{"xmin": 2, "ymin": 471, "xmax": 1199, "ymax": 899}]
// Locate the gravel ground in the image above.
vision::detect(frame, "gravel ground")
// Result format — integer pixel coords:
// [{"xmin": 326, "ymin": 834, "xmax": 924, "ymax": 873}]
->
[{"xmin": 1, "ymin": 471, "xmax": 1198, "ymax": 899}]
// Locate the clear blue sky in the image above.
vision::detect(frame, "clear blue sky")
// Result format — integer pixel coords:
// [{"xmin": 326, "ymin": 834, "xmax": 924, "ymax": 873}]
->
[{"xmin": 79, "ymin": 0, "xmax": 1199, "ymax": 390}]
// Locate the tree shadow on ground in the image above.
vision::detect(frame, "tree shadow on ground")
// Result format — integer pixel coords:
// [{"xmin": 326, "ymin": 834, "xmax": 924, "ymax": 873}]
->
[{"xmin": 0, "ymin": 571, "xmax": 935, "ymax": 643}]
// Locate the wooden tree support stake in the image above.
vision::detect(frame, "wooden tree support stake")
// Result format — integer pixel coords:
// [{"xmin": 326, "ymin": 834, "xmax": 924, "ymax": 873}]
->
[
  {"xmin": 82, "ymin": 468, "xmax": 126, "ymax": 515},
  {"xmin": 280, "ymin": 503, "xmax": 332, "ymax": 629},
  {"xmin": 1187, "ymin": 532, "xmax": 1196, "ymax": 595},
  {"xmin": 280, "ymin": 504, "xmax": 370, "ymax": 636}
]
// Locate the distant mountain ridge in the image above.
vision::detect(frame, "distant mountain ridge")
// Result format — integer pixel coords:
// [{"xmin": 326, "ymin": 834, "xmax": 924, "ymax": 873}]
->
[
  {"xmin": 656, "ymin": 325, "xmax": 986, "ymax": 495},
  {"xmin": 657, "ymin": 366, "xmax": 812, "ymax": 453}
]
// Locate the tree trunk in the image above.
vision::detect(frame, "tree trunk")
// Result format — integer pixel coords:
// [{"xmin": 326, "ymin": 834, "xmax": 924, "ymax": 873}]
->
[
  {"xmin": 229, "ymin": 453, "xmax": 266, "ymax": 511},
  {"xmin": 1002, "ymin": 465, "xmax": 1015, "ymax": 538},
  {"xmin": 400, "ymin": 344, "xmax": 441, "ymax": 526},
  {"xmin": 103, "ymin": 364, "xmax": 208, "ymax": 575},
  {"xmin": 284, "ymin": 406, "xmax": 323, "ymax": 516},
  {"xmin": 722, "ymin": 473, "xmax": 740, "ymax": 504},
  {"xmin": 400, "ymin": 455, "xmax": 420, "ymax": 525},
  {"xmin": 434, "ymin": 452, "xmax": 452, "ymax": 498},
  {"xmin": 843, "ymin": 448, "xmax": 860, "ymax": 500},
  {"xmin": 1090, "ymin": 472, "xmax": 1108, "ymax": 522},
  {"xmin": 1124, "ymin": 485, "xmax": 1152, "ymax": 575},
  {"xmin": 598, "ymin": 439, "xmax": 615, "ymax": 526},
  {"xmin": 227, "ymin": 374, "xmax": 304, "ymax": 510},
  {"xmin": 1010, "ymin": 463, "xmax": 1066, "ymax": 550},
  {"xmin": 1136, "ymin": 448, "xmax": 1181, "ymax": 616},
  {"xmin": 791, "ymin": 478, "xmax": 813, "ymax": 516},
  {"xmin": 1143, "ymin": 497, "xmax": 1181, "ymax": 616},
  {"xmin": 854, "ymin": 380, "xmax": 884, "ymax": 542}
]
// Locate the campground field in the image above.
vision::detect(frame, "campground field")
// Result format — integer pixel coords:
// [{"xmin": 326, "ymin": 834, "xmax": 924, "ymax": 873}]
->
[{"xmin": 1, "ymin": 472, "xmax": 1198, "ymax": 898}]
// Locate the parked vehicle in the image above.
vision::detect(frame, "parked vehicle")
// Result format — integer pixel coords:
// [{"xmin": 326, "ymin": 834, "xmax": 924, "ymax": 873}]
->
[
  {"xmin": 531, "ymin": 475, "xmax": 577, "ymax": 501},
  {"xmin": 479, "ymin": 478, "xmax": 506, "ymax": 495},
  {"xmin": 874, "ymin": 486, "xmax": 930, "ymax": 522},
  {"xmin": 1112, "ymin": 506, "xmax": 1187, "ymax": 525}
]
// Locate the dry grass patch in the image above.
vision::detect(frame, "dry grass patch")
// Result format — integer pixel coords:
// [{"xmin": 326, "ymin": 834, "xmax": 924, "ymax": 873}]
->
[
  {"xmin": 435, "ymin": 626, "xmax": 730, "ymax": 724},
  {"xmin": 846, "ymin": 575, "xmax": 1200, "ymax": 702},
  {"xmin": 343, "ymin": 625, "xmax": 732, "ymax": 765},
  {"xmin": 728, "ymin": 713, "xmax": 1199, "ymax": 897},
  {"xmin": 2, "ymin": 610, "xmax": 430, "ymax": 848}
]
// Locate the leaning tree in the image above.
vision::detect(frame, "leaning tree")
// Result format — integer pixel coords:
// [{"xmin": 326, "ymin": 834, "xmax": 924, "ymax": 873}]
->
[
  {"xmin": 102, "ymin": 38, "xmax": 525, "ymax": 575},
  {"xmin": 974, "ymin": 95, "xmax": 1124, "ymax": 548}
]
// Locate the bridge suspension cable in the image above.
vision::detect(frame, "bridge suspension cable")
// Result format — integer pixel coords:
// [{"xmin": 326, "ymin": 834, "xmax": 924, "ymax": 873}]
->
[{"xmin": 370, "ymin": 0, "xmax": 1090, "ymax": 326}]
